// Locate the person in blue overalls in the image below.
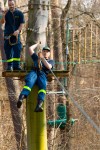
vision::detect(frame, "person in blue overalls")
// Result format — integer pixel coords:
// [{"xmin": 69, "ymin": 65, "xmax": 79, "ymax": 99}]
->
[
  {"xmin": 3, "ymin": 0, "xmax": 25, "ymax": 71},
  {"xmin": 17, "ymin": 42, "xmax": 54, "ymax": 112}
]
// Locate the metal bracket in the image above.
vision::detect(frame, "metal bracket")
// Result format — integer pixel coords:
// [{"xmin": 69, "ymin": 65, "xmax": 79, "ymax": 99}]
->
[
  {"xmin": 27, "ymin": 27, "xmax": 40, "ymax": 33},
  {"xmin": 47, "ymin": 90, "xmax": 66, "ymax": 95}
]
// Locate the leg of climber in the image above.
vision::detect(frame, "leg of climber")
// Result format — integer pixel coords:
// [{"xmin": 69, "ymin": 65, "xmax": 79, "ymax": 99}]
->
[
  {"xmin": 17, "ymin": 70, "xmax": 37, "ymax": 108},
  {"xmin": 17, "ymin": 94, "xmax": 27, "ymax": 108},
  {"xmin": 34, "ymin": 100, "xmax": 44, "ymax": 112},
  {"xmin": 34, "ymin": 72, "xmax": 47, "ymax": 112}
]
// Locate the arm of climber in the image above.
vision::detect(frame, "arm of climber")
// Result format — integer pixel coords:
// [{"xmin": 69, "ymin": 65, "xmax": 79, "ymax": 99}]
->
[
  {"xmin": 41, "ymin": 57, "xmax": 52, "ymax": 70},
  {"xmin": 38, "ymin": 52, "xmax": 52, "ymax": 70},
  {"xmin": 29, "ymin": 43, "xmax": 39, "ymax": 56}
]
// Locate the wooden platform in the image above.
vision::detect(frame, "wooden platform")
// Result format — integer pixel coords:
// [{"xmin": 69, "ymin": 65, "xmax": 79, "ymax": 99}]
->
[{"xmin": 2, "ymin": 70, "xmax": 69, "ymax": 78}]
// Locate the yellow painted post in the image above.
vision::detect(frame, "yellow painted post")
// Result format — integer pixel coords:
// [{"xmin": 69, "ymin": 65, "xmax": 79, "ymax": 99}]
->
[
  {"xmin": 26, "ymin": 1, "xmax": 50, "ymax": 149},
  {"xmin": 26, "ymin": 86, "xmax": 47, "ymax": 150}
]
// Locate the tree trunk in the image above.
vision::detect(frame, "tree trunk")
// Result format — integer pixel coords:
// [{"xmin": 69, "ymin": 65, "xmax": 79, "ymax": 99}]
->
[{"xmin": 49, "ymin": 0, "xmax": 72, "ymax": 149}]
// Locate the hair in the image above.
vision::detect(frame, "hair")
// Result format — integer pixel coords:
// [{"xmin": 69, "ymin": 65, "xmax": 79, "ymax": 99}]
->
[{"xmin": 8, "ymin": 0, "xmax": 16, "ymax": 6}]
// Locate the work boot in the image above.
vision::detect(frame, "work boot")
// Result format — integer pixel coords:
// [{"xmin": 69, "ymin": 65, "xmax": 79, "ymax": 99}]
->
[
  {"xmin": 34, "ymin": 100, "xmax": 43, "ymax": 112},
  {"xmin": 17, "ymin": 94, "xmax": 26, "ymax": 108},
  {"xmin": 13, "ymin": 67, "xmax": 22, "ymax": 71},
  {"xmin": 6, "ymin": 66, "xmax": 13, "ymax": 71}
]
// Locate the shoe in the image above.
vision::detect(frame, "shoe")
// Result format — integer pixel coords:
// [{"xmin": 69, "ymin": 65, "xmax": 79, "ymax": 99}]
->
[
  {"xmin": 34, "ymin": 100, "xmax": 43, "ymax": 112},
  {"xmin": 6, "ymin": 66, "xmax": 13, "ymax": 71},
  {"xmin": 17, "ymin": 100, "xmax": 22, "ymax": 109},
  {"xmin": 13, "ymin": 67, "xmax": 22, "ymax": 71},
  {"xmin": 17, "ymin": 94, "xmax": 26, "ymax": 108}
]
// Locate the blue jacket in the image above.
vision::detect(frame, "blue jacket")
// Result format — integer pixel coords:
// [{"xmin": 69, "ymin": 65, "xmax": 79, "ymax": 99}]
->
[{"xmin": 31, "ymin": 53, "xmax": 54, "ymax": 75}]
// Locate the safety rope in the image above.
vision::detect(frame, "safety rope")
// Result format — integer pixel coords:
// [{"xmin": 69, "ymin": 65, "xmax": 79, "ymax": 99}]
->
[
  {"xmin": 37, "ymin": 42, "xmax": 43, "ymax": 70},
  {"xmin": 0, "ymin": 60, "xmax": 100, "ymax": 64}
]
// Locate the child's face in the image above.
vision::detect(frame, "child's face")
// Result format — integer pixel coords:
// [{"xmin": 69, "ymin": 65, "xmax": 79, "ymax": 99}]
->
[{"xmin": 42, "ymin": 50, "xmax": 50, "ymax": 59}]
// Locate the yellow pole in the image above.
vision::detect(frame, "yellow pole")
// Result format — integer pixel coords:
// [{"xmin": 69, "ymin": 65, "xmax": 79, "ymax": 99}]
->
[
  {"xmin": 26, "ymin": 85, "xmax": 47, "ymax": 150},
  {"xmin": 26, "ymin": 1, "xmax": 49, "ymax": 149}
]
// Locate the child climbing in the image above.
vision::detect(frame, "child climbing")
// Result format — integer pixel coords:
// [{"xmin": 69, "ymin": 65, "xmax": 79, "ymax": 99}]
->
[{"xmin": 17, "ymin": 42, "xmax": 54, "ymax": 112}]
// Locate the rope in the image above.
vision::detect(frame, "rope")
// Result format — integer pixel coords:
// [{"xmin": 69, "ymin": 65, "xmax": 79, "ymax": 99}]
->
[
  {"xmin": 55, "ymin": 59, "xmax": 100, "ymax": 64},
  {"xmin": 46, "ymin": 59, "xmax": 100, "ymax": 134},
  {"xmin": 38, "ymin": 42, "xmax": 42, "ymax": 70},
  {"xmin": 0, "ymin": 60, "xmax": 100, "ymax": 64}
]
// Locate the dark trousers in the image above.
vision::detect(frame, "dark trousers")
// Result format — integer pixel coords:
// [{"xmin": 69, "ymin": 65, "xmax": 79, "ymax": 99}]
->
[
  {"xmin": 4, "ymin": 39, "xmax": 22, "ymax": 68},
  {"xmin": 20, "ymin": 70, "xmax": 47, "ymax": 101}
]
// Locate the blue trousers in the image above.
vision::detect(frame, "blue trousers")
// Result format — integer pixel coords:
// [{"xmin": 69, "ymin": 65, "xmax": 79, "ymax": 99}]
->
[
  {"xmin": 4, "ymin": 39, "xmax": 22, "ymax": 68},
  {"xmin": 20, "ymin": 70, "xmax": 47, "ymax": 101}
]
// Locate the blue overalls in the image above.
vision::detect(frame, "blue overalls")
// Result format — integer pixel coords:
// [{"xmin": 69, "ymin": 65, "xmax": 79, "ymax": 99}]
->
[
  {"xmin": 4, "ymin": 9, "xmax": 25, "ymax": 69},
  {"xmin": 20, "ymin": 53, "xmax": 54, "ymax": 101}
]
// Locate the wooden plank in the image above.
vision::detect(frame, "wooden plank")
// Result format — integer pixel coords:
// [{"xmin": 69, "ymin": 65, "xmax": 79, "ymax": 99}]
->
[
  {"xmin": 2, "ymin": 71, "xmax": 28, "ymax": 77},
  {"xmin": 2, "ymin": 70, "xmax": 69, "ymax": 78}
]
